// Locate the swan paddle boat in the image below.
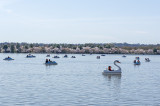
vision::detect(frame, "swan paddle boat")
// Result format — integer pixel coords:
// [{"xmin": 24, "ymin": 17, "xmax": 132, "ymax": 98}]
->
[
  {"xmin": 103, "ymin": 60, "xmax": 121, "ymax": 75},
  {"xmin": 26, "ymin": 54, "xmax": 36, "ymax": 58},
  {"xmin": 3, "ymin": 57, "xmax": 14, "ymax": 60}
]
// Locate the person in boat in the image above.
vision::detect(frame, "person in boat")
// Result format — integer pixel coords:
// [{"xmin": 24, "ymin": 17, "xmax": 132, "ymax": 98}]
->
[
  {"xmin": 46, "ymin": 59, "xmax": 48, "ymax": 63},
  {"xmin": 137, "ymin": 60, "xmax": 140, "ymax": 63},
  {"xmin": 8, "ymin": 56, "xmax": 10, "ymax": 58},
  {"xmin": 49, "ymin": 59, "xmax": 52, "ymax": 62},
  {"xmin": 108, "ymin": 66, "xmax": 113, "ymax": 71},
  {"xmin": 134, "ymin": 60, "xmax": 136, "ymax": 63}
]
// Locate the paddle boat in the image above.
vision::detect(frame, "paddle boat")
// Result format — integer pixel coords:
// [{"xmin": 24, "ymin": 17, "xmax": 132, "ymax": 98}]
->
[
  {"xmin": 3, "ymin": 57, "xmax": 14, "ymax": 60},
  {"xmin": 101, "ymin": 54, "xmax": 105, "ymax": 56},
  {"xmin": 45, "ymin": 61, "xmax": 58, "ymax": 65},
  {"xmin": 71, "ymin": 56, "xmax": 76, "ymax": 58},
  {"xmin": 133, "ymin": 60, "xmax": 141, "ymax": 65},
  {"xmin": 53, "ymin": 56, "xmax": 60, "ymax": 58},
  {"xmin": 26, "ymin": 54, "xmax": 36, "ymax": 58},
  {"xmin": 82, "ymin": 54, "xmax": 85, "ymax": 56},
  {"xmin": 46, "ymin": 54, "xmax": 50, "ymax": 57},
  {"xmin": 122, "ymin": 55, "xmax": 126, "ymax": 57},
  {"xmin": 103, "ymin": 60, "xmax": 121, "ymax": 75},
  {"xmin": 97, "ymin": 56, "xmax": 100, "ymax": 59},
  {"xmin": 45, "ymin": 59, "xmax": 58, "ymax": 65},
  {"xmin": 145, "ymin": 58, "xmax": 150, "ymax": 62},
  {"xmin": 64, "ymin": 54, "xmax": 68, "ymax": 58}
]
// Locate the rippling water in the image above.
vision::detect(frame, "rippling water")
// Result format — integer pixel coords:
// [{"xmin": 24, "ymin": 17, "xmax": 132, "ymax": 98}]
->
[{"xmin": 0, "ymin": 54, "xmax": 160, "ymax": 106}]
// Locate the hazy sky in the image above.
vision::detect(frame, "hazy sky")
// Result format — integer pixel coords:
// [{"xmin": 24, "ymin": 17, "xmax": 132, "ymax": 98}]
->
[{"xmin": 0, "ymin": 0, "xmax": 160, "ymax": 44}]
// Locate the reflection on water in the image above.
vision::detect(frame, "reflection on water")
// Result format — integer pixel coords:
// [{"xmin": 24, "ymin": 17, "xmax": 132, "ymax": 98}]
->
[
  {"xmin": 103, "ymin": 74, "xmax": 121, "ymax": 81},
  {"xmin": 103, "ymin": 74, "xmax": 121, "ymax": 89}
]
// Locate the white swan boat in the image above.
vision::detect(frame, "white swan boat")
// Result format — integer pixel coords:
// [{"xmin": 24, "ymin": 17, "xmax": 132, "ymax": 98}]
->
[
  {"xmin": 103, "ymin": 60, "xmax": 121, "ymax": 75},
  {"xmin": 3, "ymin": 57, "xmax": 14, "ymax": 60},
  {"xmin": 45, "ymin": 61, "xmax": 58, "ymax": 65}
]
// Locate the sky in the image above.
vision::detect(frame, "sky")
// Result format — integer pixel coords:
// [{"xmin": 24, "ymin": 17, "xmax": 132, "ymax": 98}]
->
[{"xmin": 0, "ymin": 0, "xmax": 160, "ymax": 44}]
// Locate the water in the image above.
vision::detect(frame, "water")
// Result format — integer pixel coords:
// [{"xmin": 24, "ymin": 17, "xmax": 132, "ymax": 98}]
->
[{"xmin": 0, "ymin": 54, "xmax": 160, "ymax": 106}]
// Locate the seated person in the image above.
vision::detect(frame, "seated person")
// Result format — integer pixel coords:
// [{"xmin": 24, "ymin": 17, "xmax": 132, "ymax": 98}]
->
[
  {"xmin": 108, "ymin": 66, "xmax": 113, "ymax": 71},
  {"xmin": 46, "ymin": 59, "xmax": 48, "ymax": 63},
  {"xmin": 49, "ymin": 59, "xmax": 52, "ymax": 62}
]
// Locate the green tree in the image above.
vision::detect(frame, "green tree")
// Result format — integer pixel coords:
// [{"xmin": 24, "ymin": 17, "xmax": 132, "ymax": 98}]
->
[
  {"xmin": 3, "ymin": 45, "xmax": 8, "ymax": 52},
  {"xmin": 153, "ymin": 48, "xmax": 157, "ymax": 53},
  {"xmin": 11, "ymin": 45, "xmax": 15, "ymax": 53},
  {"xmin": 30, "ymin": 44, "xmax": 33, "ymax": 48},
  {"xmin": 16, "ymin": 43, "xmax": 20, "ymax": 49},
  {"xmin": 25, "ymin": 45, "xmax": 28, "ymax": 49}
]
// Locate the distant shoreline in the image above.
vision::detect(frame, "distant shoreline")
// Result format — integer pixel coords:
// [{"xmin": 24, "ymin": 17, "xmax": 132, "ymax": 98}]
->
[
  {"xmin": 0, "ymin": 53, "xmax": 159, "ymax": 55},
  {"xmin": 0, "ymin": 42, "xmax": 160, "ymax": 55}
]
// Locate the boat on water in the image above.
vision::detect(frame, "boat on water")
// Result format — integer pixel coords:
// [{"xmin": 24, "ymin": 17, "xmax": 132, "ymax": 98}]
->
[
  {"xmin": 45, "ymin": 61, "xmax": 58, "ymax": 65},
  {"xmin": 97, "ymin": 56, "xmax": 100, "ymax": 59},
  {"xmin": 103, "ymin": 60, "xmax": 121, "ymax": 75},
  {"xmin": 3, "ymin": 57, "xmax": 14, "ymax": 60},
  {"xmin": 53, "ymin": 56, "xmax": 60, "ymax": 58},
  {"xmin": 71, "ymin": 56, "xmax": 76, "ymax": 58},
  {"xmin": 101, "ymin": 54, "xmax": 105, "ymax": 56},
  {"xmin": 134, "ymin": 62, "xmax": 141, "ymax": 65},
  {"xmin": 46, "ymin": 54, "xmax": 50, "ymax": 57},
  {"xmin": 82, "ymin": 54, "xmax": 85, "ymax": 56},
  {"xmin": 64, "ymin": 54, "xmax": 68, "ymax": 58},
  {"xmin": 133, "ymin": 60, "xmax": 141, "ymax": 65},
  {"xmin": 134, "ymin": 57, "xmax": 141, "ymax": 65},
  {"xmin": 122, "ymin": 55, "xmax": 126, "ymax": 57},
  {"xmin": 145, "ymin": 58, "xmax": 150, "ymax": 62},
  {"xmin": 26, "ymin": 54, "xmax": 36, "ymax": 58}
]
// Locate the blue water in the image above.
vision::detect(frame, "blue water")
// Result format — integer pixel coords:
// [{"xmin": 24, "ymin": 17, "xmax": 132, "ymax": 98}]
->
[{"xmin": 0, "ymin": 54, "xmax": 160, "ymax": 106}]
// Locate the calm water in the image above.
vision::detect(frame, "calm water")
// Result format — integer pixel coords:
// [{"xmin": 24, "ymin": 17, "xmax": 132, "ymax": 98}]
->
[{"xmin": 0, "ymin": 54, "xmax": 160, "ymax": 106}]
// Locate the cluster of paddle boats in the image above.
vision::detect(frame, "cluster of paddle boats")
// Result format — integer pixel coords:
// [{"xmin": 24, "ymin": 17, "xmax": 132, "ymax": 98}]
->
[{"xmin": 2, "ymin": 54, "xmax": 151, "ymax": 75}]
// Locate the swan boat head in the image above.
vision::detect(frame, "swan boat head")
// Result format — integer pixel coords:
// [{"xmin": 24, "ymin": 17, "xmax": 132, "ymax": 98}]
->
[{"xmin": 114, "ymin": 60, "xmax": 121, "ymax": 63}]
